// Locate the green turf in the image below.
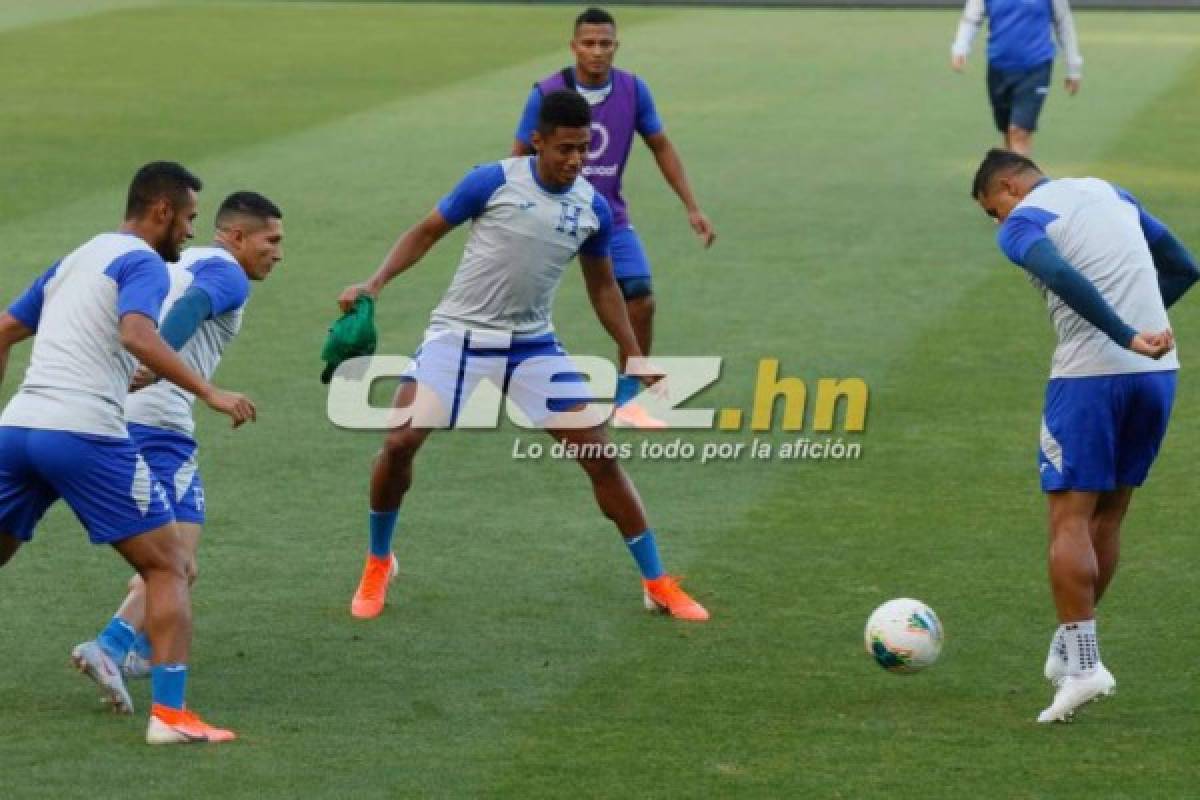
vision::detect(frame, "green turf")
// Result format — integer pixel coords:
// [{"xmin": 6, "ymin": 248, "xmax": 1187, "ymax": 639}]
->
[{"xmin": 0, "ymin": 3, "xmax": 1198, "ymax": 797}]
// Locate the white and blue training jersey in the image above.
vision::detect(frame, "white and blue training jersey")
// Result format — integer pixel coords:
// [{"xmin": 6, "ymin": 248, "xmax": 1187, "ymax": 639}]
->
[
  {"xmin": 2, "ymin": 233, "xmax": 168, "ymax": 438},
  {"xmin": 429, "ymin": 156, "xmax": 613, "ymax": 338},
  {"xmin": 952, "ymin": 0, "xmax": 1083, "ymax": 78},
  {"xmin": 125, "ymin": 247, "xmax": 251, "ymax": 436},
  {"xmin": 997, "ymin": 177, "xmax": 1176, "ymax": 379}
]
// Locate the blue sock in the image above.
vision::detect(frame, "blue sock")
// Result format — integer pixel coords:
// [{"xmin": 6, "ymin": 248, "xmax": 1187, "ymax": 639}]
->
[
  {"xmin": 133, "ymin": 632, "xmax": 152, "ymax": 660},
  {"xmin": 625, "ymin": 530, "xmax": 665, "ymax": 580},
  {"xmin": 150, "ymin": 664, "xmax": 188, "ymax": 710},
  {"xmin": 97, "ymin": 616, "xmax": 137, "ymax": 662},
  {"xmin": 369, "ymin": 509, "xmax": 399, "ymax": 558},
  {"xmin": 615, "ymin": 374, "xmax": 640, "ymax": 407}
]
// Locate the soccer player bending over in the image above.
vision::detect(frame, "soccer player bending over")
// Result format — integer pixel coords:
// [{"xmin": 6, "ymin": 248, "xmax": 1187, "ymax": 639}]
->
[
  {"xmin": 72, "ymin": 191, "xmax": 283, "ymax": 715},
  {"xmin": 971, "ymin": 149, "xmax": 1198, "ymax": 722},
  {"xmin": 0, "ymin": 163, "xmax": 256, "ymax": 744},
  {"xmin": 338, "ymin": 90, "xmax": 708, "ymax": 622}
]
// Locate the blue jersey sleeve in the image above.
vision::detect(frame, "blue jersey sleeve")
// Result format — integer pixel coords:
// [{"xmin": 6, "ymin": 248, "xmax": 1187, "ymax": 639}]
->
[
  {"xmin": 579, "ymin": 193, "xmax": 614, "ymax": 258},
  {"xmin": 1113, "ymin": 184, "xmax": 1169, "ymax": 245},
  {"xmin": 1021, "ymin": 239, "xmax": 1138, "ymax": 347},
  {"xmin": 515, "ymin": 87, "xmax": 542, "ymax": 147},
  {"xmin": 159, "ymin": 287, "xmax": 213, "ymax": 350},
  {"xmin": 634, "ymin": 77, "xmax": 664, "ymax": 137},
  {"xmin": 997, "ymin": 206, "xmax": 1059, "ymax": 264},
  {"xmin": 436, "ymin": 163, "xmax": 507, "ymax": 226},
  {"xmin": 105, "ymin": 250, "xmax": 169, "ymax": 322},
  {"xmin": 188, "ymin": 256, "xmax": 250, "ymax": 317},
  {"xmin": 7, "ymin": 261, "xmax": 60, "ymax": 330}
]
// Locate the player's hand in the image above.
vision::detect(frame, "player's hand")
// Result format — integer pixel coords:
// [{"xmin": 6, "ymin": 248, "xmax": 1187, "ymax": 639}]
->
[
  {"xmin": 203, "ymin": 388, "xmax": 257, "ymax": 428},
  {"xmin": 1130, "ymin": 329, "xmax": 1174, "ymax": 359},
  {"xmin": 129, "ymin": 365, "xmax": 158, "ymax": 392},
  {"xmin": 951, "ymin": 54, "xmax": 967, "ymax": 72},
  {"xmin": 688, "ymin": 210, "xmax": 716, "ymax": 249},
  {"xmin": 1064, "ymin": 77, "xmax": 1081, "ymax": 96},
  {"xmin": 338, "ymin": 283, "xmax": 376, "ymax": 313}
]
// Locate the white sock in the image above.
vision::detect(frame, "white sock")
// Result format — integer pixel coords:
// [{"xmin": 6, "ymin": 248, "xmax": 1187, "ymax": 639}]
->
[
  {"xmin": 1048, "ymin": 625, "xmax": 1067, "ymax": 664},
  {"xmin": 1063, "ymin": 619, "xmax": 1099, "ymax": 676}
]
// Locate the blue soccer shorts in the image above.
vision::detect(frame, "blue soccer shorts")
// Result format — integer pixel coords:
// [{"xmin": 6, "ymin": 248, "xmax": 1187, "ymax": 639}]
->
[
  {"xmin": 987, "ymin": 60, "xmax": 1053, "ymax": 133},
  {"xmin": 0, "ymin": 426, "xmax": 174, "ymax": 545},
  {"xmin": 128, "ymin": 423, "xmax": 205, "ymax": 525},
  {"xmin": 610, "ymin": 226, "xmax": 653, "ymax": 285},
  {"xmin": 1038, "ymin": 370, "xmax": 1176, "ymax": 492},
  {"xmin": 401, "ymin": 330, "xmax": 593, "ymax": 427}
]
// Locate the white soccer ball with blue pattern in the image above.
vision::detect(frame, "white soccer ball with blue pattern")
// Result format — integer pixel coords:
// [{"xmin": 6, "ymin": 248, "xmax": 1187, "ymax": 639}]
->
[{"xmin": 864, "ymin": 598, "xmax": 943, "ymax": 674}]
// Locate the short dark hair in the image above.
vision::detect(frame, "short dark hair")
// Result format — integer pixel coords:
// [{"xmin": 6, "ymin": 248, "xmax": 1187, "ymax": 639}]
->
[
  {"xmin": 215, "ymin": 190, "xmax": 283, "ymax": 228},
  {"xmin": 125, "ymin": 161, "xmax": 202, "ymax": 219},
  {"xmin": 971, "ymin": 148, "xmax": 1042, "ymax": 199},
  {"xmin": 537, "ymin": 89, "xmax": 591, "ymax": 138},
  {"xmin": 575, "ymin": 7, "xmax": 615, "ymax": 30}
]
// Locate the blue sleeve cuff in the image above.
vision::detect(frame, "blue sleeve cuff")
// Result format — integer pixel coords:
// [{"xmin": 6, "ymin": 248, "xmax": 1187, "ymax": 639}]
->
[
  {"xmin": 106, "ymin": 251, "xmax": 169, "ymax": 321},
  {"xmin": 634, "ymin": 76, "xmax": 664, "ymax": 137},
  {"xmin": 188, "ymin": 256, "xmax": 250, "ymax": 317},
  {"xmin": 436, "ymin": 163, "xmax": 506, "ymax": 226},
  {"xmin": 997, "ymin": 207, "xmax": 1059, "ymax": 264},
  {"xmin": 579, "ymin": 193, "xmax": 614, "ymax": 257},
  {"xmin": 515, "ymin": 87, "xmax": 542, "ymax": 146},
  {"xmin": 7, "ymin": 261, "xmax": 59, "ymax": 330}
]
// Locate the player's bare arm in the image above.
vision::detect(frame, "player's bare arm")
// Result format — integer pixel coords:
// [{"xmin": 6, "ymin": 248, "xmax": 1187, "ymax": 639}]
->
[
  {"xmin": 119, "ymin": 313, "xmax": 255, "ymax": 427},
  {"xmin": 0, "ymin": 312, "xmax": 33, "ymax": 387},
  {"xmin": 642, "ymin": 131, "xmax": 715, "ymax": 248},
  {"xmin": 580, "ymin": 252, "xmax": 644, "ymax": 365},
  {"xmin": 339, "ymin": 210, "xmax": 454, "ymax": 311}
]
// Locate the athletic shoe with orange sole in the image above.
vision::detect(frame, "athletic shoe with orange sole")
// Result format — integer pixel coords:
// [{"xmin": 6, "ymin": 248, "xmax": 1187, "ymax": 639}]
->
[
  {"xmin": 642, "ymin": 575, "xmax": 709, "ymax": 621},
  {"xmin": 351, "ymin": 553, "xmax": 399, "ymax": 619},
  {"xmin": 612, "ymin": 403, "xmax": 668, "ymax": 430},
  {"xmin": 71, "ymin": 640, "xmax": 134, "ymax": 714},
  {"xmin": 146, "ymin": 704, "xmax": 237, "ymax": 744}
]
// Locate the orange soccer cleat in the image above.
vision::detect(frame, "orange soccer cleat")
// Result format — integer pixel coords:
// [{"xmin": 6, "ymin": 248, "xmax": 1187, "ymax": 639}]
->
[
  {"xmin": 146, "ymin": 704, "xmax": 237, "ymax": 745},
  {"xmin": 642, "ymin": 575, "xmax": 709, "ymax": 622},
  {"xmin": 612, "ymin": 402, "xmax": 668, "ymax": 430},
  {"xmin": 351, "ymin": 553, "xmax": 399, "ymax": 619}
]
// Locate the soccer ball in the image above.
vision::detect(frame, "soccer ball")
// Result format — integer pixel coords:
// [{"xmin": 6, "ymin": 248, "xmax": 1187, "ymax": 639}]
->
[{"xmin": 864, "ymin": 598, "xmax": 943, "ymax": 674}]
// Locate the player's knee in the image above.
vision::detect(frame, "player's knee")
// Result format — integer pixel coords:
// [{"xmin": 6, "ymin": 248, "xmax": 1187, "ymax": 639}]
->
[
  {"xmin": 127, "ymin": 573, "xmax": 145, "ymax": 593},
  {"xmin": 380, "ymin": 430, "xmax": 420, "ymax": 465},
  {"xmin": 627, "ymin": 293, "xmax": 656, "ymax": 321}
]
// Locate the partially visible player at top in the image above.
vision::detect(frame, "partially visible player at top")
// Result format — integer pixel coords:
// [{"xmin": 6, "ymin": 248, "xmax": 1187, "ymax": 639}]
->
[
  {"xmin": 951, "ymin": 0, "xmax": 1083, "ymax": 155},
  {"xmin": 338, "ymin": 90, "xmax": 708, "ymax": 623},
  {"xmin": 971, "ymin": 149, "xmax": 1198, "ymax": 723},
  {"xmin": 0, "ymin": 162, "xmax": 256, "ymax": 744},
  {"xmin": 73, "ymin": 191, "xmax": 283, "ymax": 700},
  {"xmin": 513, "ymin": 7, "xmax": 716, "ymax": 429}
]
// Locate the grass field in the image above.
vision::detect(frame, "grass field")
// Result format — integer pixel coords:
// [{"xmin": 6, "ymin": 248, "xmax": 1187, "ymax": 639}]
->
[{"xmin": 1, "ymin": 2, "xmax": 1199, "ymax": 797}]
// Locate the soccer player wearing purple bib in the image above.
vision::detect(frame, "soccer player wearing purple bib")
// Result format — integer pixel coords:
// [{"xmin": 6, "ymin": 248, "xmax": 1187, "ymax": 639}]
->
[{"xmin": 513, "ymin": 7, "xmax": 715, "ymax": 429}]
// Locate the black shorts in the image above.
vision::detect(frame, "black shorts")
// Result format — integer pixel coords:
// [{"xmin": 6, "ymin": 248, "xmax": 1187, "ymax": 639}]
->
[{"xmin": 987, "ymin": 61, "xmax": 1053, "ymax": 133}]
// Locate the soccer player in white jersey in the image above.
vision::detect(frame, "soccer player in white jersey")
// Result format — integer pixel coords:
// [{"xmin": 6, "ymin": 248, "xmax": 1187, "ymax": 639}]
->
[
  {"xmin": 0, "ymin": 162, "xmax": 257, "ymax": 744},
  {"xmin": 73, "ymin": 191, "xmax": 283, "ymax": 693},
  {"xmin": 971, "ymin": 149, "xmax": 1199, "ymax": 722},
  {"xmin": 337, "ymin": 90, "xmax": 708, "ymax": 622},
  {"xmin": 951, "ymin": 0, "xmax": 1083, "ymax": 155}
]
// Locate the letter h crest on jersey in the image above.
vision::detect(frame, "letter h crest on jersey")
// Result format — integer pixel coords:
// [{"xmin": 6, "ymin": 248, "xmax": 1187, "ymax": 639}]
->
[{"xmin": 556, "ymin": 202, "xmax": 584, "ymax": 238}]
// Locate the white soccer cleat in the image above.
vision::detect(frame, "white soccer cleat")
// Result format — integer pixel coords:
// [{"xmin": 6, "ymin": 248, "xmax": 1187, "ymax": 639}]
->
[
  {"xmin": 71, "ymin": 640, "xmax": 134, "ymax": 715},
  {"xmin": 1036, "ymin": 664, "xmax": 1116, "ymax": 723},
  {"xmin": 123, "ymin": 650, "xmax": 152, "ymax": 680}
]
